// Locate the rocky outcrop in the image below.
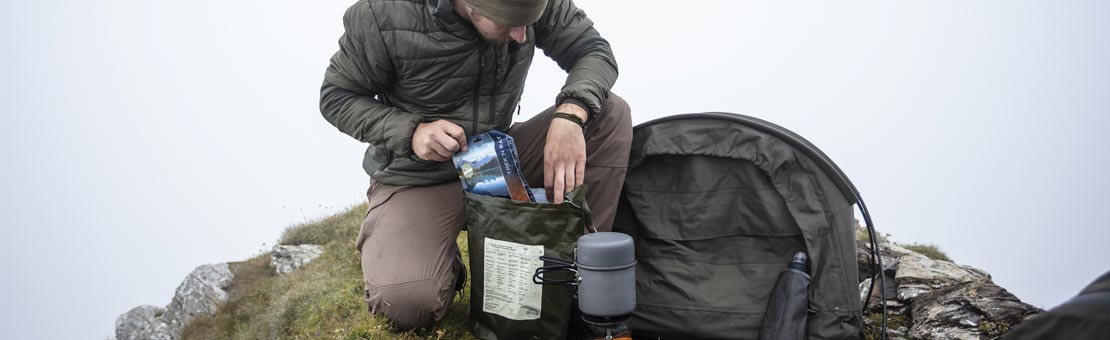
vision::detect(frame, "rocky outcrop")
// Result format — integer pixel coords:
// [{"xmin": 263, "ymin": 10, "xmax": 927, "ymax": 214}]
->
[
  {"xmin": 116, "ymin": 243, "xmax": 326, "ymax": 338},
  {"xmin": 115, "ymin": 263, "xmax": 233, "ymax": 340},
  {"xmin": 909, "ymin": 280, "xmax": 1036, "ymax": 339},
  {"xmin": 857, "ymin": 232, "xmax": 1042, "ymax": 339},
  {"xmin": 269, "ymin": 244, "xmax": 325, "ymax": 274},
  {"xmin": 115, "ymin": 305, "xmax": 171, "ymax": 340},
  {"xmin": 888, "ymin": 244, "xmax": 991, "ymax": 302}
]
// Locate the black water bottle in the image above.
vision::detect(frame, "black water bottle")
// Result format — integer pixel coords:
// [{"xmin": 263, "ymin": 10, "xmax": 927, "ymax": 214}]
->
[{"xmin": 759, "ymin": 251, "xmax": 811, "ymax": 340}]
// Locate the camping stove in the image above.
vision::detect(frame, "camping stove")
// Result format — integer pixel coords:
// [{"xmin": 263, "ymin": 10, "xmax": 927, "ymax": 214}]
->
[
  {"xmin": 576, "ymin": 232, "xmax": 636, "ymax": 340},
  {"xmin": 533, "ymin": 232, "xmax": 637, "ymax": 340}
]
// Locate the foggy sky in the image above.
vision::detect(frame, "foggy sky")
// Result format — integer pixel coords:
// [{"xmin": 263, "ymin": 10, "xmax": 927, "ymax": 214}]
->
[{"xmin": 2, "ymin": 0, "xmax": 1108, "ymax": 338}]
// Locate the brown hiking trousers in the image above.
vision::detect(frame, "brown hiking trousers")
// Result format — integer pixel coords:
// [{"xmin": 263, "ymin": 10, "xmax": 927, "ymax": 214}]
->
[{"xmin": 355, "ymin": 94, "xmax": 632, "ymax": 329}]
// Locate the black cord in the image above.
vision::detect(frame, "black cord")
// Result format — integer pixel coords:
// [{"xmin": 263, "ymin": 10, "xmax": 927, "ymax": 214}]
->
[
  {"xmin": 858, "ymin": 195, "xmax": 887, "ymax": 340},
  {"xmin": 533, "ymin": 256, "xmax": 579, "ymax": 286}
]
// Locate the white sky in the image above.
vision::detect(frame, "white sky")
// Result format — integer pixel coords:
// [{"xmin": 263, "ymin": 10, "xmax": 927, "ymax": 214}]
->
[{"xmin": 2, "ymin": 0, "xmax": 1108, "ymax": 338}]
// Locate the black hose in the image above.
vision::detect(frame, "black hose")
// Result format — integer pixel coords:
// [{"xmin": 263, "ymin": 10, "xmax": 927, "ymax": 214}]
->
[{"xmin": 857, "ymin": 195, "xmax": 887, "ymax": 340}]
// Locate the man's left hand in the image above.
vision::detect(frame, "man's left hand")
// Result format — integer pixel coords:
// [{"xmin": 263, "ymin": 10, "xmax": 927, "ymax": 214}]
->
[{"xmin": 543, "ymin": 103, "xmax": 588, "ymax": 204}]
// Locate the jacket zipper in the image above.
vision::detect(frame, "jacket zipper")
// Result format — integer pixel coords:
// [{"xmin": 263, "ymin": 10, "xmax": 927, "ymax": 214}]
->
[
  {"xmin": 472, "ymin": 46, "xmax": 482, "ymax": 136},
  {"xmin": 491, "ymin": 47, "xmax": 501, "ymax": 127}
]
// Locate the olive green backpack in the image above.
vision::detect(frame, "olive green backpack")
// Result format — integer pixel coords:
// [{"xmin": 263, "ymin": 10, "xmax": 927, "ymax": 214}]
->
[{"xmin": 464, "ymin": 186, "xmax": 591, "ymax": 340}]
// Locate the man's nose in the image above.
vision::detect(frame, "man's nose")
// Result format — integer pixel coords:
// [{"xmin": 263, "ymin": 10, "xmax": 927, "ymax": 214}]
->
[{"xmin": 509, "ymin": 26, "xmax": 526, "ymax": 44}]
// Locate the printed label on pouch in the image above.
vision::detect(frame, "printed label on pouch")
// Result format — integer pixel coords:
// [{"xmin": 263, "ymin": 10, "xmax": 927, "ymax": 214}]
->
[{"xmin": 482, "ymin": 238, "xmax": 544, "ymax": 320}]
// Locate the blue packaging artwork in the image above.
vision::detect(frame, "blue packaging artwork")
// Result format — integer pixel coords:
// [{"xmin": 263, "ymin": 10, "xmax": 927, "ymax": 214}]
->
[{"xmin": 452, "ymin": 130, "xmax": 546, "ymax": 202}]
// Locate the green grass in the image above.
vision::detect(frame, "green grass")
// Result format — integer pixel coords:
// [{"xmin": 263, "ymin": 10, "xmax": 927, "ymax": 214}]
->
[
  {"xmin": 978, "ymin": 319, "xmax": 1013, "ymax": 337},
  {"xmin": 854, "ymin": 221, "xmax": 952, "ymax": 262},
  {"xmin": 898, "ymin": 242, "xmax": 952, "ymax": 262},
  {"xmin": 863, "ymin": 313, "xmax": 910, "ymax": 340},
  {"xmin": 181, "ymin": 203, "xmax": 479, "ymax": 340}
]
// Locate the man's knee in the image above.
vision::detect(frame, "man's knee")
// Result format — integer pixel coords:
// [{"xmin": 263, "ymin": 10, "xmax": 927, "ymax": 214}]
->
[
  {"xmin": 365, "ymin": 280, "xmax": 451, "ymax": 330},
  {"xmin": 604, "ymin": 93, "xmax": 631, "ymax": 115},
  {"xmin": 594, "ymin": 93, "xmax": 632, "ymax": 136},
  {"xmin": 584, "ymin": 93, "xmax": 632, "ymax": 167}
]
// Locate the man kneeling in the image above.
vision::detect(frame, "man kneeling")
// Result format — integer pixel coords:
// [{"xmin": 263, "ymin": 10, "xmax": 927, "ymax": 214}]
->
[{"xmin": 319, "ymin": 0, "xmax": 631, "ymax": 329}]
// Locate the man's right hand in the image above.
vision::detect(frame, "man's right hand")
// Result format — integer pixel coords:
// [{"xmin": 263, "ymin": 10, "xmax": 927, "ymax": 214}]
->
[{"xmin": 413, "ymin": 119, "xmax": 468, "ymax": 161}]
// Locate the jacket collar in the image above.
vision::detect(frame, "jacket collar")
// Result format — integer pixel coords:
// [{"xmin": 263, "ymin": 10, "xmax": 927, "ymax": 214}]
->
[
  {"xmin": 427, "ymin": 0, "xmax": 454, "ymax": 18},
  {"xmin": 427, "ymin": 0, "xmax": 477, "ymax": 39}
]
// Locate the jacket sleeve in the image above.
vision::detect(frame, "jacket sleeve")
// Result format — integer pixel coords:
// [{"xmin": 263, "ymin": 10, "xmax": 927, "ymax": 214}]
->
[
  {"xmin": 533, "ymin": 0, "xmax": 619, "ymax": 117},
  {"xmin": 319, "ymin": 1, "xmax": 421, "ymax": 157}
]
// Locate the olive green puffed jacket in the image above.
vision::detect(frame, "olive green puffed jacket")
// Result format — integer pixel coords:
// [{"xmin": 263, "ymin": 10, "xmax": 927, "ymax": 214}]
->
[{"xmin": 320, "ymin": 0, "xmax": 618, "ymax": 186}]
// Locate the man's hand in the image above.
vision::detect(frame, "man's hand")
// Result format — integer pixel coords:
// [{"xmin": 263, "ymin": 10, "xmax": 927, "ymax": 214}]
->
[
  {"xmin": 413, "ymin": 119, "xmax": 468, "ymax": 162},
  {"xmin": 544, "ymin": 103, "xmax": 588, "ymax": 204}
]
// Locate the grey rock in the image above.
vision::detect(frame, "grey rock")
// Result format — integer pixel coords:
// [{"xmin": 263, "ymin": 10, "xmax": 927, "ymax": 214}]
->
[
  {"xmin": 161, "ymin": 263, "xmax": 233, "ymax": 335},
  {"xmin": 909, "ymin": 326, "xmax": 981, "ymax": 340},
  {"xmin": 859, "ymin": 278, "xmax": 872, "ymax": 303},
  {"xmin": 856, "ymin": 241, "xmax": 897, "ymax": 279},
  {"xmin": 860, "ymin": 274, "xmax": 899, "ymax": 311},
  {"xmin": 270, "ymin": 244, "xmax": 325, "ymax": 274},
  {"xmin": 115, "ymin": 263, "xmax": 233, "ymax": 340},
  {"xmin": 908, "ymin": 279, "xmax": 1042, "ymax": 340},
  {"xmin": 853, "ymin": 227, "xmax": 1042, "ymax": 339},
  {"xmin": 855, "ymin": 239, "xmax": 902, "ymax": 300},
  {"xmin": 114, "ymin": 305, "xmax": 171, "ymax": 340},
  {"xmin": 890, "ymin": 244, "xmax": 989, "ymax": 302},
  {"xmin": 896, "ymin": 284, "xmax": 933, "ymax": 302}
]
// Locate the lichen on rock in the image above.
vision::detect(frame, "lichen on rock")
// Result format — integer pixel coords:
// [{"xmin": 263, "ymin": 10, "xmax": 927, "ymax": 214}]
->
[
  {"xmin": 856, "ymin": 227, "xmax": 1042, "ymax": 340},
  {"xmin": 269, "ymin": 244, "xmax": 325, "ymax": 275},
  {"xmin": 114, "ymin": 263, "xmax": 233, "ymax": 340}
]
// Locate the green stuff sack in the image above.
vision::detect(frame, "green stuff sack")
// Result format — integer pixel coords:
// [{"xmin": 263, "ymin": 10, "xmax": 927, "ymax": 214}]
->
[{"xmin": 465, "ymin": 186, "xmax": 591, "ymax": 340}]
